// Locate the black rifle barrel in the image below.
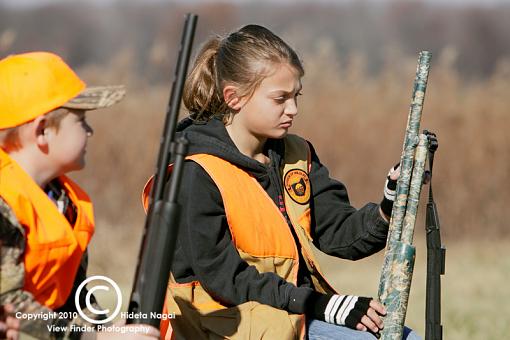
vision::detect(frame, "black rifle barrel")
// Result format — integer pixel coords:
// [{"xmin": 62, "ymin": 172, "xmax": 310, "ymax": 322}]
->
[
  {"xmin": 152, "ymin": 14, "xmax": 198, "ymax": 203},
  {"xmin": 127, "ymin": 13, "xmax": 198, "ymax": 327},
  {"xmin": 425, "ymin": 146, "xmax": 445, "ymax": 340},
  {"xmin": 425, "ymin": 200, "xmax": 444, "ymax": 340}
]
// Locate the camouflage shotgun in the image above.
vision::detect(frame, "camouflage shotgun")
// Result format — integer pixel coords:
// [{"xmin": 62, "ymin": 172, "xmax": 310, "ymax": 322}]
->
[{"xmin": 377, "ymin": 51, "xmax": 431, "ymax": 339}]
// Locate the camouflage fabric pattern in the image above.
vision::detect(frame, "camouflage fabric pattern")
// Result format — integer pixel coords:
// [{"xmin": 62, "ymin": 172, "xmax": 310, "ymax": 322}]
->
[
  {"xmin": 62, "ymin": 85, "xmax": 125, "ymax": 110},
  {"xmin": 1, "ymin": 197, "xmax": 55, "ymax": 339},
  {"xmin": 401, "ymin": 135, "xmax": 429, "ymax": 245},
  {"xmin": 378, "ymin": 51, "xmax": 432, "ymax": 340},
  {"xmin": 0, "ymin": 198, "xmax": 108, "ymax": 339},
  {"xmin": 0, "ymin": 197, "xmax": 25, "ymax": 293},
  {"xmin": 379, "ymin": 135, "xmax": 429, "ymax": 339}
]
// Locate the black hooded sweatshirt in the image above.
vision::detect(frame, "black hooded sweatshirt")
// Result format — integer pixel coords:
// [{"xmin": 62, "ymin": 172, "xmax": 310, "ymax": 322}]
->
[{"xmin": 169, "ymin": 117, "xmax": 389, "ymax": 315}]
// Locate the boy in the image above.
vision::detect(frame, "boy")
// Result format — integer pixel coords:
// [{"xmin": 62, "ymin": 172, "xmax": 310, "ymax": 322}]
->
[{"xmin": 0, "ymin": 52, "xmax": 157, "ymax": 339}]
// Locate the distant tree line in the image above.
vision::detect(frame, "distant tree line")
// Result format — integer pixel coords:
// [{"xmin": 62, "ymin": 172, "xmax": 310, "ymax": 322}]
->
[{"xmin": 1, "ymin": 1, "xmax": 509, "ymax": 81}]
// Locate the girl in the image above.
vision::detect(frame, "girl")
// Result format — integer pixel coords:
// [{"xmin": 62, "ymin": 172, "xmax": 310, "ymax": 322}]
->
[{"xmin": 150, "ymin": 25, "xmax": 419, "ymax": 339}]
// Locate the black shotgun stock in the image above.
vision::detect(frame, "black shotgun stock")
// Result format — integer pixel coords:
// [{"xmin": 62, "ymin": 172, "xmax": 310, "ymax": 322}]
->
[{"xmin": 127, "ymin": 13, "xmax": 198, "ymax": 327}]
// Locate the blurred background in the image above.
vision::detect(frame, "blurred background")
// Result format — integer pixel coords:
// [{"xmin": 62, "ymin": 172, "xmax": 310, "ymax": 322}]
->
[{"xmin": 2, "ymin": 0, "xmax": 509, "ymax": 338}]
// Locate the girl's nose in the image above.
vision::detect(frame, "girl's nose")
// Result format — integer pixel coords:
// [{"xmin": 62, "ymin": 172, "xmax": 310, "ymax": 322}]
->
[{"xmin": 285, "ymin": 98, "xmax": 298, "ymax": 116}]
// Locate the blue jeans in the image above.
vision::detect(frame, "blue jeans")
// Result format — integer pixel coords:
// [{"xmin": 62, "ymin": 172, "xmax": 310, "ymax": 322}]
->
[{"xmin": 307, "ymin": 319, "xmax": 421, "ymax": 340}]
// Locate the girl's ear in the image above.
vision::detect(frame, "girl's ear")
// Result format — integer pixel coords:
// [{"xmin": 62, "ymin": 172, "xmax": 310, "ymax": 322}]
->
[{"xmin": 223, "ymin": 85, "xmax": 242, "ymax": 111}]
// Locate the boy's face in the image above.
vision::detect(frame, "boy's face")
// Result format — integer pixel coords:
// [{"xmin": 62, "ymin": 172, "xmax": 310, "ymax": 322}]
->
[{"xmin": 46, "ymin": 109, "xmax": 93, "ymax": 174}]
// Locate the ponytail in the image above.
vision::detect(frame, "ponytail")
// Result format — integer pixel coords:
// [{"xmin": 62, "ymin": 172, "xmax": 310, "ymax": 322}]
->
[{"xmin": 183, "ymin": 37, "xmax": 226, "ymax": 121}]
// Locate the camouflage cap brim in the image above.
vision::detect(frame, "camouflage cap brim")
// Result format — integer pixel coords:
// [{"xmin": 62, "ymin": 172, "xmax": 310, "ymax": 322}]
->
[{"xmin": 62, "ymin": 85, "xmax": 126, "ymax": 110}]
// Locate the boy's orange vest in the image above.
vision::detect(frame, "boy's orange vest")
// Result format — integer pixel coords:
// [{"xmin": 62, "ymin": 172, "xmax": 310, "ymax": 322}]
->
[
  {"xmin": 0, "ymin": 149, "xmax": 95, "ymax": 309},
  {"xmin": 142, "ymin": 135, "xmax": 336, "ymax": 340}
]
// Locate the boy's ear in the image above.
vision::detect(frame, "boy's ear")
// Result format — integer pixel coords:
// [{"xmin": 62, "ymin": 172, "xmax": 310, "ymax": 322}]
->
[
  {"xmin": 33, "ymin": 116, "xmax": 49, "ymax": 147},
  {"xmin": 223, "ymin": 85, "xmax": 242, "ymax": 111}
]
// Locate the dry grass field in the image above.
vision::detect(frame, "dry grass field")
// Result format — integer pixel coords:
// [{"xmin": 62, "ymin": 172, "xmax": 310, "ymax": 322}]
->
[
  {"xmin": 15, "ymin": 43, "xmax": 510, "ymax": 340},
  {"xmin": 85, "ymin": 234, "xmax": 510, "ymax": 340},
  {"xmin": 318, "ymin": 238, "xmax": 510, "ymax": 340},
  {"xmin": 78, "ymin": 49, "xmax": 510, "ymax": 339},
  {"xmin": 4, "ymin": 3, "xmax": 509, "ymax": 338}
]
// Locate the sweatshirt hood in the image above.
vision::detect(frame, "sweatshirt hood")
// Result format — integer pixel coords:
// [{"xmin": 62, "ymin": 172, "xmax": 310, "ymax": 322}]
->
[{"xmin": 176, "ymin": 116, "xmax": 284, "ymax": 179}]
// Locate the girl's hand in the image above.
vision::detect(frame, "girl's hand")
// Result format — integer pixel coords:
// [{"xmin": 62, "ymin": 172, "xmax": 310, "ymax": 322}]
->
[
  {"xmin": 380, "ymin": 163, "xmax": 400, "ymax": 220},
  {"xmin": 355, "ymin": 299, "xmax": 386, "ymax": 336},
  {"xmin": 308, "ymin": 292, "xmax": 386, "ymax": 336}
]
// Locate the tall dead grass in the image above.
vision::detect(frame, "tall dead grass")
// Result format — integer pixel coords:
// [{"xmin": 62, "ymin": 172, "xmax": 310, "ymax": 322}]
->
[
  {"xmin": 76, "ymin": 44, "xmax": 510, "ymax": 243},
  {"xmin": 296, "ymin": 42, "xmax": 510, "ymax": 240},
  {"xmin": 71, "ymin": 46, "xmax": 510, "ymax": 329}
]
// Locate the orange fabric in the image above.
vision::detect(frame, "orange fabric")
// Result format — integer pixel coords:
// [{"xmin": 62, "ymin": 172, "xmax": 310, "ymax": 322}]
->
[
  {"xmin": 298, "ymin": 208, "xmax": 312, "ymax": 240},
  {"xmin": 192, "ymin": 154, "xmax": 299, "ymax": 260},
  {"xmin": 0, "ymin": 149, "xmax": 95, "ymax": 309},
  {"xmin": 142, "ymin": 155, "xmax": 304, "ymax": 339},
  {"xmin": 160, "ymin": 301, "xmax": 170, "ymax": 340},
  {"xmin": 141, "ymin": 164, "xmax": 173, "ymax": 214},
  {"xmin": 143, "ymin": 155, "xmax": 299, "ymax": 260},
  {"xmin": 0, "ymin": 52, "xmax": 85, "ymax": 129}
]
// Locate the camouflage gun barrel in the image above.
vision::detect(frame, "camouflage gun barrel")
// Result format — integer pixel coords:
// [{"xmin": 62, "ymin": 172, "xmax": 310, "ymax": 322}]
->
[{"xmin": 378, "ymin": 51, "xmax": 432, "ymax": 340}]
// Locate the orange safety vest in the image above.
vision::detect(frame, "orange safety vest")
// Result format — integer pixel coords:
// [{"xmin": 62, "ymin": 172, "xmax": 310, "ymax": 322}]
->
[
  {"xmin": 0, "ymin": 149, "xmax": 95, "ymax": 309},
  {"xmin": 142, "ymin": 135, "xmax": 335, "ymax": 340}
]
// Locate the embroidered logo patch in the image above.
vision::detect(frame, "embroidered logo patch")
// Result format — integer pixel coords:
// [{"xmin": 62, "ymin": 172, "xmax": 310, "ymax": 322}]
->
[{"xmin": 284, "ymin": 169, "xmax": 310, "ymax": 205}]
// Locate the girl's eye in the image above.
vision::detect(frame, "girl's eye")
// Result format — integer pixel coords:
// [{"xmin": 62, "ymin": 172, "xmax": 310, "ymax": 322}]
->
[{"xmin": 274, "ymin": 91, "xmax": 302, "ymax": 103}]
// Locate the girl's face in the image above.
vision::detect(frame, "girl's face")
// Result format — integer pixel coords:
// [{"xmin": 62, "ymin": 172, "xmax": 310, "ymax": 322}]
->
[{"xmin": 233, "ymin": 63, "xmax": 302, "ymax": 140}]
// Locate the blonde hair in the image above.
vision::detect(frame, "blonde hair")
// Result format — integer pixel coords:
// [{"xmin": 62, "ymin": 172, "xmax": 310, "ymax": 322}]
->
[{"xmin": 183, "ymin": 24, "xmax": 304, "ymax": 122}]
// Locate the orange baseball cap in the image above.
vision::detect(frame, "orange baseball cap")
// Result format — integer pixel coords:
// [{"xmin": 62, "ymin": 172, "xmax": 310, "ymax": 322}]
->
[{"xmin": 0, "ymin": 51, "xmax": 125, "ymax": 129}]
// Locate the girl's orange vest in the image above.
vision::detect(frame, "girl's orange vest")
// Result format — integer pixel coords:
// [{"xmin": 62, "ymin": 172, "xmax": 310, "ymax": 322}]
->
[
  {"xmin": 0, "ymin": 149, "xmax": 95, "ymax": 309},
  {"xmin": 142, "ymin": 135, "xmax": 336, "ymax": 339}
]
